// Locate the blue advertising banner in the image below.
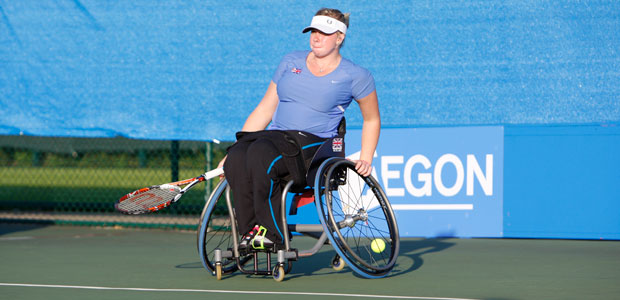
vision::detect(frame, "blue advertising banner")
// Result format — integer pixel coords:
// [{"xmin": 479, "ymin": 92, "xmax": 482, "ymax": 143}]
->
[{"xmin": 345, "ymin": 127, "xmax": 504, "ymax": 238}]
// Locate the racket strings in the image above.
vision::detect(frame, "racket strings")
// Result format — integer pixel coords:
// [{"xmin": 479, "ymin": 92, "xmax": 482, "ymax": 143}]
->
[{"xmin": 118, "ymin": 188, "xmax": 181, "ymax": 214}]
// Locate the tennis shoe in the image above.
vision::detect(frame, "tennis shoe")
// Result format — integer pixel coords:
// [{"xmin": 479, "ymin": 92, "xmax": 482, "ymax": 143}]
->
[
  {"xmin": 251, "ymin": 225, "xmax": 275, "ymax": 250},
  {"xmin": 238, "ymin": 225, "xmax": 260, "ymax": 251}
]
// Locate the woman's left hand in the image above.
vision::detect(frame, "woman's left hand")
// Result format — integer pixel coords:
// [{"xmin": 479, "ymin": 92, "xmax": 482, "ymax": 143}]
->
[{"xmin": 354, "ymin": 160, "xmax": 373, "ymax": 177}]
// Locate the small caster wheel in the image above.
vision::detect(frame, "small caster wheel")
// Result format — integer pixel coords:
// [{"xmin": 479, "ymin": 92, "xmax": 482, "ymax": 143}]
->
[
  {"xmin": 215, "ymin": 263, "xmax": 222, "ymax": 280},
  {"xmin": 273, "ymin": 265, "xmax": 285, "ymax": 282},
  {"xmin": 332, "ymin": 254, "xmax": 345, "ymax": 271}
]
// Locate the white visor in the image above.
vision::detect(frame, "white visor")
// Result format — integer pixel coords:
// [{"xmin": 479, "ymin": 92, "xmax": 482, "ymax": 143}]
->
[{"xmin": 302, "ymin": 15, "xmax": 347, "ymax": 34}]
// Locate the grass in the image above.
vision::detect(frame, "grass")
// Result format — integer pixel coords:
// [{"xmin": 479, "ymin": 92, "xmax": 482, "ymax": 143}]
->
[
  {"xmin": 0, "ymin": 166, "xmax": 218, "ymax": 214},
  {"xmin": 1, "ymin": 166, "xmax": 204, "ymax": 188},
  {"xmin": 0, "ymin": 138, "xmax": 231, "ymax": 226}
]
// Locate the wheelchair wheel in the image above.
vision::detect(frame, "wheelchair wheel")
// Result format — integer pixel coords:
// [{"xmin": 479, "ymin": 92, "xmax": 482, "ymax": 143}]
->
[
  {"xmin": 315, "ymin": 158, "xmax": 399, "ymax": 278},
  {"xmin": 197, "ymin": 179, "xmax": 246, "ymax": 275},
  {"xmin": 272, "ymin": 265, "xmax": 285, "ymax": 282},
  {"xmin": 331, "ymin": 254, "xmax": 345, "ymax": 271}
]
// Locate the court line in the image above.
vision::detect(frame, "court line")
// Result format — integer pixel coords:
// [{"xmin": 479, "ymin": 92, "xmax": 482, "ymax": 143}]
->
[
  {"xmin": 0, "ymin": 236, "xmax": 34, "ymax": 241},
  {"xmin": 0, "ymin": 282, "xmax": 480, "ymax": 300}
]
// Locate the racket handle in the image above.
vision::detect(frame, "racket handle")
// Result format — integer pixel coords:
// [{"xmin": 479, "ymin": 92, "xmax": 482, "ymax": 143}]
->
[{"xmin": 203, "ymin": 167, "xmax": 224, "ymax": 181}]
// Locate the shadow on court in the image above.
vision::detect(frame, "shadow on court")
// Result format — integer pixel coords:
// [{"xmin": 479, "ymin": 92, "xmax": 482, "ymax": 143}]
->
[
  {"xmin": 175, "ymin": 238, "xmax": 456, "ymax": 280},
  {"xmin": 176, "ymin": 262, "xmax": 204, "ymax": 269},
  {"xmin": 0, "ymin": 222, "xmax": 51, "ymax": 237},
  {"xmin": 392, "ymin": 238, "xmax": 455, "ymax": 274}
]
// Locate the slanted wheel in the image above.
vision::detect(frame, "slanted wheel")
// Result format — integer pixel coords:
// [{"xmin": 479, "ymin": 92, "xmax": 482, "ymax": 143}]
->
[
  {"xmin": 197, "ymin": 179, "xmax": 249, "ymax": 275},
  {"xmin": 315, "ymin": 158, "xmax": 400, "ymax": 278}
]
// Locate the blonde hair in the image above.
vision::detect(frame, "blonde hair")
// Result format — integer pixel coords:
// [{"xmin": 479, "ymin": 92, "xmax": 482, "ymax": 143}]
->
[{"xmin": 315, "ymin": 8, "xmax": 349, "ymax": 48}]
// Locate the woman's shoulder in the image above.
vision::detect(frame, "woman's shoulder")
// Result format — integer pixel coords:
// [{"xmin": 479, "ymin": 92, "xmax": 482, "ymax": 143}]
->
[{"xmin": 339, "ymin": 57, "xmax": 373, "ymax": 78}]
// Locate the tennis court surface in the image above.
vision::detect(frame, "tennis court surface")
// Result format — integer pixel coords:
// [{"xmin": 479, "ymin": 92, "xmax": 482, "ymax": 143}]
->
[{"xmin": 1, "ymin": 223, "xmax": 619, "ymax": 300}]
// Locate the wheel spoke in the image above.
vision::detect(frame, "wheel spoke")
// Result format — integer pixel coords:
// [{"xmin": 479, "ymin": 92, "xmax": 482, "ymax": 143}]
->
[{"xmin": 319, "ymin": 160, "xmax": 399, "ymax": 277}]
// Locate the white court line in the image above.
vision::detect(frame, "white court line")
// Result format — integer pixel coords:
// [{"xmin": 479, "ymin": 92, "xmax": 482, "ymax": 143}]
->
[
  {"xmin": 0, "ymin": 236, "xmax": 34, "ymax": 241},
  {"xmin": 0, "ymin": 283, "xmax": 481, "ymax": 300},
  {"xmin": 392, "ymin": 204, "xmax": 474, "ymax": 210}
]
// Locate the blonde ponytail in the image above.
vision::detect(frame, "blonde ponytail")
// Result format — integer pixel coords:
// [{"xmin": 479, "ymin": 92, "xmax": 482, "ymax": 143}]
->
[{"xmin": 343, "ymin": 13, "xmax": 350, "ymax": 28}]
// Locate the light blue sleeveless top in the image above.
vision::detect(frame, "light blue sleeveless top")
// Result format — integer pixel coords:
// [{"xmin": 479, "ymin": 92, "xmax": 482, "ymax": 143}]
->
[{"xmin": 268, "ymin": 51, "xmax": 375, "ymax": 138}]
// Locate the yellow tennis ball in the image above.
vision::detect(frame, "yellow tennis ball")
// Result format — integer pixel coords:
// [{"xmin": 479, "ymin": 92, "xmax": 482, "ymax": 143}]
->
[{"xmin": 370, "ymin": 238, "xmax": 386, "ymax": 253}]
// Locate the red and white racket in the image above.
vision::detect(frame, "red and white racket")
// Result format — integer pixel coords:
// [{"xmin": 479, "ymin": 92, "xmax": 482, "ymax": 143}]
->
[{"xmin": 115, "ymin": 167, "xmax": 224, "ymax": 215}]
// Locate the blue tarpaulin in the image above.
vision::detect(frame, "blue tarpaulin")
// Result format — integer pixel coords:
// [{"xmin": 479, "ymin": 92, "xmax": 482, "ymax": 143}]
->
[{"xmin": 1, "ymin": 1, "xmax": 619, "ymax": 141}]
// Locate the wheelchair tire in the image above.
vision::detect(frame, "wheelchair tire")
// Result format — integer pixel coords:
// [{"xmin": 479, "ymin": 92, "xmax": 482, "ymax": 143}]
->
[
  {"xmin": 273, "ymin": 265, "xmax": 285, "ymax": 282},
  {"xmin": 197, "ymin": 179, "xmax": 246, "ymax": 275},
  {"xmin": 331, "ymin": 254, "xmax": 345, "ymax": 271},
  {"xmin": 315, "ymin": 158, "xmax": 400, "ymax": 278}
]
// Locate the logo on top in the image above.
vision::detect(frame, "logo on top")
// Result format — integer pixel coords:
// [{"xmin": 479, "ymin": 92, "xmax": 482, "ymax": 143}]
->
[
  {"xmin": 332, "ymin": 138, "xmax": 343, "ymax": 152},
  {"xmin": 291, "ymin": 67, "xmax": 302, "ymax": 74}
]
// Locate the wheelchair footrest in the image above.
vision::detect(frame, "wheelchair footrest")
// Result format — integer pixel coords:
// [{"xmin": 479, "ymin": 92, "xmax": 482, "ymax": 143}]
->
[{"xmin": 237, "ymin": 249, "xmax": 298, "ymax": 276}]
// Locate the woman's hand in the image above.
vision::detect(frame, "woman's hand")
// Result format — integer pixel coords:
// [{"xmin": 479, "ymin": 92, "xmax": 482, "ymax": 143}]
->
[
  {"xmin": 354, "ymin": 159, "xmax": 373, "ymax": 177},
  {"xmin": 217, "ymin": 155, "xmax": 227, "ymax": 177}
]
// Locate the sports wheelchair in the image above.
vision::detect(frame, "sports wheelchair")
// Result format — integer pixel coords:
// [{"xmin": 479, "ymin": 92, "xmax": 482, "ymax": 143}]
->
[{"xmin": 196, "ymin": 137, "xmax": 399, "ymax": 281}]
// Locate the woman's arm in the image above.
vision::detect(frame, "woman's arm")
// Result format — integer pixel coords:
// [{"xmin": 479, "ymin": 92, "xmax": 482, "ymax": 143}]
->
[
  {"xmin": 241, "ymin": 81, "xmax": 279, "ymax": 132},
  {"xmin": 355, "ymin": 90, "xmax": 380, "ymax": 177},
  {"xmin": 218, "ymin": 81, "xmax": 279, "ymax": 170}
]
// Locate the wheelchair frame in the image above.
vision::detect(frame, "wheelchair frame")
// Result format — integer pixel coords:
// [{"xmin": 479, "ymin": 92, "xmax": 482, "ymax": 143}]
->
[{"xmin": 197, "ymin": 157, "xmax": 400, "ymax": 281}]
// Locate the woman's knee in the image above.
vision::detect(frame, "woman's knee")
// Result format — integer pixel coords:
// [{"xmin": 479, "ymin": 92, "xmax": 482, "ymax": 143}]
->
[
  {"xmin": 224, "ymin": 142, "xmax": 249, "ymax": 173},
  {"xmin": 247, "ymin": 138, "xmax": 278, "ymax": 156},
  {"xmin": 246, "ymin": 139, "xmax": 281, "ymax": 174}
]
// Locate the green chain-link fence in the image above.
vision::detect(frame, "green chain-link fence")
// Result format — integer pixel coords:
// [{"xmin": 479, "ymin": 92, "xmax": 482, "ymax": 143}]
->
[{"xmin": 0, "ymin": 135, "xmax": 231, "ymax": 229}]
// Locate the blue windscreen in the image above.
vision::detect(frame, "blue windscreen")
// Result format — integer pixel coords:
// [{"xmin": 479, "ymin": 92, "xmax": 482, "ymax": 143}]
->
[{"xmin": 1, "ymin": 1, "xmax": 618, "ymax": 141}]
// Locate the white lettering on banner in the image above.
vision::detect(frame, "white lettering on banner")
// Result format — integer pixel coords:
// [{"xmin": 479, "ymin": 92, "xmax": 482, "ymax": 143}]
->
[
  {"xmin": 380, "ymin": 154, "xmax": 494, "ymax": 198},
  {"xmin": 404, "ymin": 155, "xmax": 432, "ymax": 197},
  {"xmin": 381, "ymin": 156, "xmax": 405, "ymax": 196},
  {"xmin": 467, "ymin": 154, "xmax": 493, "ymax": 196},
  {"xmin": 434, "ymin": 154, "xmax": 464, "ymax": 196}
]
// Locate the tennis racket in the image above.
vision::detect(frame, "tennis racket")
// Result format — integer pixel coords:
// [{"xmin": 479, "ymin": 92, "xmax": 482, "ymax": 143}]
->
[{"xmin": 115, "ymin": 167, "xmax": 224, "ymax": 215}]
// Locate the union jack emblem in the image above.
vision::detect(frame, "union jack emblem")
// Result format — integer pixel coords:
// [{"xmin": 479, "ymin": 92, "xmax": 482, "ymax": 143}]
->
[
  {"xmin": 291, "ymin": 67, "xmax": 302, "ymax": 74},
  {"xmin": 332, "ymin": 138, "xmax": 343, "ymax": 152}
]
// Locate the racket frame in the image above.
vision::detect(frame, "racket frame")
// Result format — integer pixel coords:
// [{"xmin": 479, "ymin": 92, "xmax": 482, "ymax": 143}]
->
[{"xmin": 116, "ymin": 168, "xmax": 223, "ymax": 214}]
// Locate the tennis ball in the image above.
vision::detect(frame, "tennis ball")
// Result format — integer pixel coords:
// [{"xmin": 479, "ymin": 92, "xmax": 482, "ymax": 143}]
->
[{"xmin": 370, "ymin": 238, "xmax": 386, "ymax": 253}]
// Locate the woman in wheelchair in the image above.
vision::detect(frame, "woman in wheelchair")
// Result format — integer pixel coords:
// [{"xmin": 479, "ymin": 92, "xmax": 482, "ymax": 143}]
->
[{"xmin": 219, "ymin": 8, "xmax": 380, "ymax": 252}]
